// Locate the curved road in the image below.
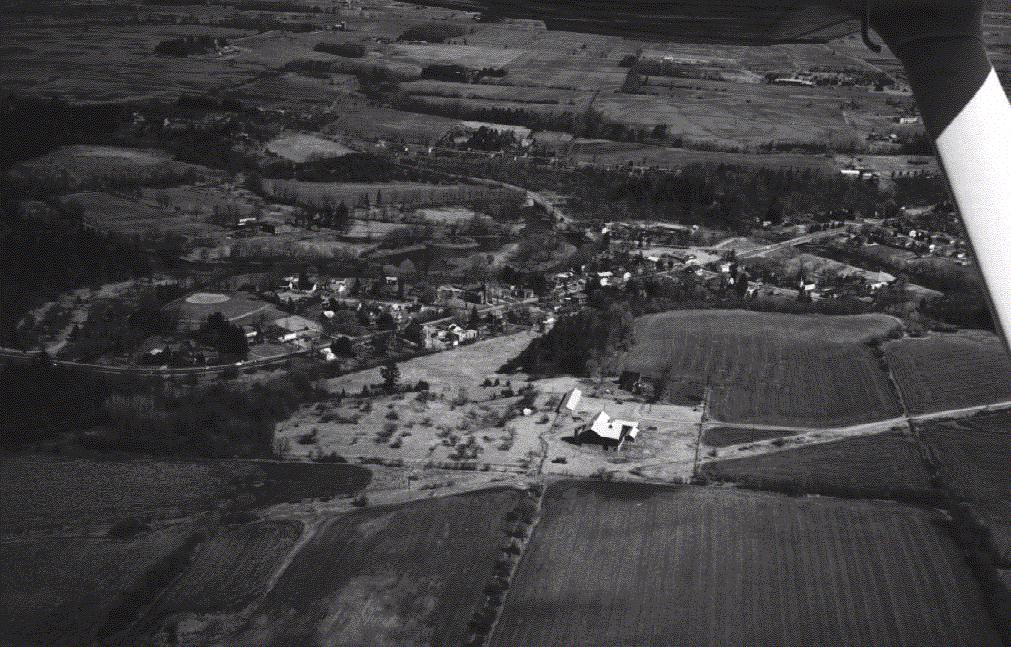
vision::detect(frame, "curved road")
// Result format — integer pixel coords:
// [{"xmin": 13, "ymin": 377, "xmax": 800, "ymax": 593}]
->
[{"xmin": 0, "ymin": 347, "xmax": 311, "ymax": 377}]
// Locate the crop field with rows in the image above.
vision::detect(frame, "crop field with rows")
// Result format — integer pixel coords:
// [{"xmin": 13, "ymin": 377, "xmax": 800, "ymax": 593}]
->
[
  {"xmin": 920, "ymin": 410, "xmax": 1011, "ymax": 566},
  {"xmin": 492, "ymin": 481, "xmax": 1001, "ymax": 646},
  {"xmin": 0, "ymin": 456, "xmax": 370, "ymax": 533},
  {"xmin": 700, "ymin": 431, "xmax": 936, "ymax": 500},
  {"xmin": 885, "ymin": 332, "xmax": 1011, "ymax": 415},
  {"xmin": 622, "ymin": 310, "xmax": 903, "ymax": 427},
  {"xmin": 235, "ymin": 487, "xmax": 523, "ymax": 646}
]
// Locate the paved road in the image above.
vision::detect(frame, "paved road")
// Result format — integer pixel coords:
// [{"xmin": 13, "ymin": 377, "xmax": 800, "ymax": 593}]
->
[
  {"xmin": 0, "ymin": 347, "xmax": 311, "ymax": 376},
  {"xmin": 734, "ymin": 228, "xmax": 849, "ymax": 260}
]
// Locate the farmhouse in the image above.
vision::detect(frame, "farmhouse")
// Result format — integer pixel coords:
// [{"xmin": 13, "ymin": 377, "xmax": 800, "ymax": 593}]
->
[{"xmin": 577, "ymin": 411, "xmax": 640, "ymax": 450}]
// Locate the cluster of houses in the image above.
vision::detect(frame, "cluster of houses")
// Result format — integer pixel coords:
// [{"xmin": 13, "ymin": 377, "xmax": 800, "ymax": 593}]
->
[
  {"xmin": 419, "ymin": 322, "xmax": 479, "ymax": 350},
  {"xmin": 856, "ymin": 223, "xmax": 970, "ymax": 262},
  {"xmin": 603, "ymin": 221, "xmax": 693, "ymax": 248}
]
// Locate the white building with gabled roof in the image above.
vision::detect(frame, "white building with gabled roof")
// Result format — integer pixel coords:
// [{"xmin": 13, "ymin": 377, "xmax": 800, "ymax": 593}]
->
[{"xmin": 580, "ymin": 410, "xmax": 639, "ymax": 450}]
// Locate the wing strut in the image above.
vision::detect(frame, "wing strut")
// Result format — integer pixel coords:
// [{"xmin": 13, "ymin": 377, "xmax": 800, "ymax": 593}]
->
[{"xmin": 864, "ymin": 0, "xmax": 1011, "ymax": 350}]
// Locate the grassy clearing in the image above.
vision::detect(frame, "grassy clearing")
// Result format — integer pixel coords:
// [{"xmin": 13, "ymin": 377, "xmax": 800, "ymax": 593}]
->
[
  {"xmin": 622, "ymin": 310, "xmax": 902, "ymax": 427},
  {"xmin": 265, "ymin": 133, "xmax": 354, "ymax": 163},
  {"xmin": 236, "ymin": 487, "xmax": 524, "ymax": 646},
  {"xmin": 921, "ymin": 411, "xmax": 1011, "ymax": 566},
  {"xmin": 326, "ymin": 330, "xmax": 537, "ymax": 397},
  {"xmin": 12, "ymin": 145, "xmax": 211, "ymax": 193},
  {"xmin": 700, "ymin": 431, "xmax": 936, "ymax": 502},
  {"xmin": 492, "ymin": 482, "xmax": 1000, "ymax": 646},
  {"xmin": 885, "ymin": 332, "xmax": 1011, "ymax": 415}
]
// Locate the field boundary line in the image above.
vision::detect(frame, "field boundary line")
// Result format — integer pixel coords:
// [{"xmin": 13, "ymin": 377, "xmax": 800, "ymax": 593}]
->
[
  {"xmin": 477, "ymin": 485, "xmax": 546, "ymax": 647},
  {"xmin": 259, "ymin": 516, "xmax": 325, "ymax": 603},
  {"xmin": 691, "ymin": 381, "xmax": 711, "ymax": 479}
]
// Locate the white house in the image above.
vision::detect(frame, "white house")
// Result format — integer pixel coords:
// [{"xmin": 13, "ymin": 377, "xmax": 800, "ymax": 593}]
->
[{"xmin": 581, "ymin": 411, "xmax": 639, "ymax": 449}]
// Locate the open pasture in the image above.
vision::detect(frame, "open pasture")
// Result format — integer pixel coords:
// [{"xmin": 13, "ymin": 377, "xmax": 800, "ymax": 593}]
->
[
  {"xmin": 334, "ymin": 104, "xmax": 461, "ymax": 144},
  {"xmin": 265, "ymin": 133, "xmax": 354, "ymax": 162},
  {"xmin": 235, "ymin": 487, "xmax": 523, "ymax": 646},
  {"xmin": 622, "ymin": 310, "xmax": 903, "ymax": 427},
  {"xmin": 389, "ymin": 42, "xmax": 526, "ymax": 68},
  {"xmin": 12, "ymin": 145, "xmax": 211, "ymax": 194},
  {"xmin": 0, "ymin": 455, "xmax": 370, "ymax": 534},
  {"xmin": 885, "ymin": 332, "xmax": 1011, "ymax": 415},
  {"xmin": 920, "ymin": 410, "xmax": 1011, "ymax": 565},
  {"xmin": 595, "ymin": 80, "xmax": 876, "ymax": 148},
  {"xmin": 277, "ymin": 389, "xmax": 545, "ymax": 471},
  {"xmin": 403, "ymin": 79, "xmax": 587, "ymax": 106},
  {"xmin": 492, "ymin": 482, "xmax": 1000, "ymax": 646},
  {"xmin": 141, "ymin": 520, "xmax": 303, "ymax": 637},
  {"xmin": 569, "ymin": 140, "xmax": 836, "ymax": 171},
  {"xmin": 0, "ymin": 23, "xmax": 257, "ymax": 102},
  {"xmin": 61, "ymin": 191, "xmax": 220, "ymax": 238},
  {"xmin": 327, "ymin": 330, "xmax": 537, "ymax": 397}
]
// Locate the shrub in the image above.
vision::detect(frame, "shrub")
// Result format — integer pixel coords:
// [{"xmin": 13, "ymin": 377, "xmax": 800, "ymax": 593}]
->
[
  {"xmin": 297, "ymin": 428, "xmax": 319, "ymax": 445},
  {"xmin": 507, "ymin": 524, "xmax": 526, "ymax": 539}
]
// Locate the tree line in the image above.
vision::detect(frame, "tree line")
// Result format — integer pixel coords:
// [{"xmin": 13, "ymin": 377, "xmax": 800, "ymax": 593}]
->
[{"xmin": 0, "ymin": 357, "xmax": 322, "ymax": 456}]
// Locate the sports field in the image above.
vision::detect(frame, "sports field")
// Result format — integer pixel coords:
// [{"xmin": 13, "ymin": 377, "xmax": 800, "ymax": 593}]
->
[
  {"xmin": 492, "ymin": 482, "xmax": 1001, "ymax": 646},
  {"xmin": 622, "ymin": 310, "xmax": 903, "ymax": 427},
  {"xmin": 885, "ymin": 332, "xmax": 1011, "ymax": 415}
]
